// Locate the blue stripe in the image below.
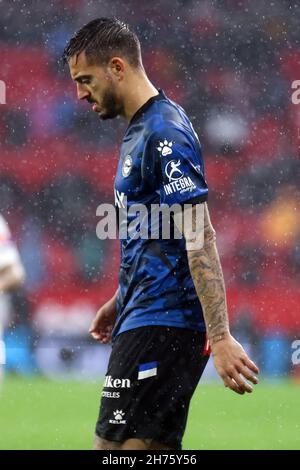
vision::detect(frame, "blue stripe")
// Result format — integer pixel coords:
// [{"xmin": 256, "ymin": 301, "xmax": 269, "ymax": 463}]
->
[{"xmin": 139, "ymin": 361, "xmax": 158, "ymax": 372}]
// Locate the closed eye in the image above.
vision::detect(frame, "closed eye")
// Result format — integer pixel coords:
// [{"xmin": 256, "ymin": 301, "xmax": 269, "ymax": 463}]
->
[{"xmin": 74, "ymin": 75, "xmax": 92, "ymax": 85}]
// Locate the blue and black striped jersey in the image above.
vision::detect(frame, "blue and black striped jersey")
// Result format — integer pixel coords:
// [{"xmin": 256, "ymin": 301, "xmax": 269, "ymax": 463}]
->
[{"xmin": 112, "ymin": 89, "xmax": 208, "ymax": 339}]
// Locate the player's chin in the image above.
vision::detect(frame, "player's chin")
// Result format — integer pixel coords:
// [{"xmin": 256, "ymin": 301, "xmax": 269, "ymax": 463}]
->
[
  {"xmin": 99, "ymin": 114, "xmax": 113, "ymax": 121},
  {"xmin": 99, "ymin": 109, "xmax": 119, "ymax": 120},
  {"xmin": 99, "ymin": 113, "xmax": 110, "ymax": 120}
]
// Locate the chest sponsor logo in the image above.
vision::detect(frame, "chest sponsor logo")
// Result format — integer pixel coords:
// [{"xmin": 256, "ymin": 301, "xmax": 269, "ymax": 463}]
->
[{"xmin": 122, "ymin": 155, "xmax": 133, "ymax": 178}]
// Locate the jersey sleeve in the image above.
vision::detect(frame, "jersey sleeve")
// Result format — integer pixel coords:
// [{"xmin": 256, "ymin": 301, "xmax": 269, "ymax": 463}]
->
[
  {"xmin": 0, "ymin": 215, "xmax": 20, "ymax": 270},
  {"xmin": 151, "ymin": 125, "xmax": 208, "ymax": 206}
]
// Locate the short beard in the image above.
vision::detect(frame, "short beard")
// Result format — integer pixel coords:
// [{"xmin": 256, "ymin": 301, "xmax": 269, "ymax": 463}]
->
[{"xmin": 100, "ymin": 85, "xmax": 123, "ymax": 120}]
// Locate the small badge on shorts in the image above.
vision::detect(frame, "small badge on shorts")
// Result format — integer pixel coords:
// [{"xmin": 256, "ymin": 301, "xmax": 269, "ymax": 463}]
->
[{"xmin": 138, "ymin": 361, "xmax": 158, "ymax": 380}]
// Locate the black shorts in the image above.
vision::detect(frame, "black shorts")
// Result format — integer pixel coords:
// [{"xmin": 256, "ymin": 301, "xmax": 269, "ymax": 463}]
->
[{"xmin": 95, "ymin": 326, "xmax": 210, "ymax": 449}]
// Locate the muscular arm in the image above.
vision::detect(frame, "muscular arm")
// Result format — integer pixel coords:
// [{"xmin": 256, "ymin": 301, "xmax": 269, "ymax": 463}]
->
[
  {"xmin": 182, "ymin": 202, "xmax": 259, "ymax": 394},
  {"xmin": 185, "ymin": 203, "xmax": 229, "ymax": 343}
]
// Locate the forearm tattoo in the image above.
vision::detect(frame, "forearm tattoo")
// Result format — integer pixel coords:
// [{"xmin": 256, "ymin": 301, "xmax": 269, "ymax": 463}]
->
[{"xmin": 186, "ymin": 203, "xmax": 229, "ymax": 341}]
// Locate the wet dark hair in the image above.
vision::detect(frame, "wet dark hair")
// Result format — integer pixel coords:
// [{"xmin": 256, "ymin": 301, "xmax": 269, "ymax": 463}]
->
[{"xmin": 63, "ymin": 17, "xmax": 143, "ymax": 68}]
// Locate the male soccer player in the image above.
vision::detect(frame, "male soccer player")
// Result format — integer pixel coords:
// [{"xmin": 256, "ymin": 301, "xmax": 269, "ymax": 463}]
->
[
  {"xmin": 0, "ymin": 214, "xmax": 25, "ymax": 380},
  {"xmin": 64, "ymin": 18, "xmax": 259, "ymax": 450}
]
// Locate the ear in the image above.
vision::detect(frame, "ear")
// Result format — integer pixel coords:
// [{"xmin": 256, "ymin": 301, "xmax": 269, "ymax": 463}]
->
[{"xmin": 109, "ymin": 57, "xmax": 125, "ymax": 78}]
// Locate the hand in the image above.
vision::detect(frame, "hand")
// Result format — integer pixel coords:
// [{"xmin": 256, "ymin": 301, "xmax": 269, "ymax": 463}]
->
[
  {"xmin": 211, "ymin": 332, "xmax": 259, "ymax": 395},
  {"xmin": 89, "ymin": 291, "xmax": 118, "ymax": 344}
]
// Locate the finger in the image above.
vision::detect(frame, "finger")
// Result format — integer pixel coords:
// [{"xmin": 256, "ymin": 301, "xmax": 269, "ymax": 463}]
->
[
  {"xmin": 93, "ymin": 336, "xmax": 108, "ymax": 344},
  {"xmin": 223, "ymin": 376, "xmax": 245, "ymax": 395},
  {"xmin": 230, "ymin": 370, "xmax": 253, "ymax": 393},
  {"xmin": 104, "ymin": 332, "xmax": 112, "ymax": 341},
  {"xmin": 91, "ymin": 331, "xmax": 108, "ymax": 340},
  {"xmin": 99, "ymin": 332, "xmax": 112, "ymax": 343},
  {"xmin": 91, "ymin": 332, "xmax": 101, "ymax": 340},
  {"xmin": 89, "ymin": 319, "xmax": 101, "ymax": 333},
  {"xmin": 101, "ymin": 338, "xmax": 110, "ymax": 344},
  {"xmin": 100, "ymin": 333, "xmax": 112, "ymax": 344},
  {"xmin": 241, "ymin": 356, "xmax": 259, "ymax": 374},
  {"xmin": 237, "ymin": 364, "xmax": 259, "ymax": 384}
]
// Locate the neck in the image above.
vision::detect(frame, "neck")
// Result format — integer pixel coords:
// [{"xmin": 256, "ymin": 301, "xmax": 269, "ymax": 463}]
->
[{"xmin": 121, "ymin": 71, "xmax": 159, "ymax": 122}]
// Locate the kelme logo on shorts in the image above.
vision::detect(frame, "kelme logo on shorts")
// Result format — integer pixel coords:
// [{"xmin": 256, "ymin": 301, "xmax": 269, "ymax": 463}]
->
[
  {"xmin": 109, "ymin": 410, "xmax": 126, "ymax": 425},
  {"xmin": 104, "ymin": 375, "xmax": 131, "ymax": 389}
]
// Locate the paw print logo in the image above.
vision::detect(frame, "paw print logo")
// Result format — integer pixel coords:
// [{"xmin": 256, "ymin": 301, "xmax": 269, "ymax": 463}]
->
[
  {"xmin": 114, "ymin": 410, "xmax": 125, "ymax": 421},
  {"xmin": 157, "ymin": 139, "xmax": 173, "ymax": 157}
]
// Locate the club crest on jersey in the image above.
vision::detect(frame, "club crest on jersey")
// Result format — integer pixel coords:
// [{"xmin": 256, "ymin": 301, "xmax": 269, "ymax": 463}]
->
[
  {"xmin": 157, "ymin": 139, "xmax": 173, "ymax": 157},
  {"xmin": 122, "ymin": 155, "xmax": 133, "ymax": 177}
]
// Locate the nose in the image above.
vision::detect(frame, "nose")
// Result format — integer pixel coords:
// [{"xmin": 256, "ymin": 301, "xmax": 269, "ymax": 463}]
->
[{"xmin": 77, "ymin": 83, "xmax": 90, "ymax": 101}]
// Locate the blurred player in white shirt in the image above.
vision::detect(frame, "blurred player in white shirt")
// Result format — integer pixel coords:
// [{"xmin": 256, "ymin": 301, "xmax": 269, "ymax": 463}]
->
[{"xmin": 0, "ymin": 214, "xmax": 25, "ymax": 380}]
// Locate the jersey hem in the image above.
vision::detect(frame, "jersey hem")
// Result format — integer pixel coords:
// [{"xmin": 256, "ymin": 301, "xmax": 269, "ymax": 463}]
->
[{"xmin": 113, "ymin": 320, "xmax": 206, "ymax": 341}]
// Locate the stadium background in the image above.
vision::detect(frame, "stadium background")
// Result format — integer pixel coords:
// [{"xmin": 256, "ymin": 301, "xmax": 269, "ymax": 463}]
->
[{"xmin": 0, "ymin": 0, "xmax": 299, "ymax": 449}]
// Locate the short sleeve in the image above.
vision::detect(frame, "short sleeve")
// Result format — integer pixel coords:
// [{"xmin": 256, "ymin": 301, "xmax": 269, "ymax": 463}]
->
[{"xmin": 151, "ymin": 126, "xmax": 208, "ymax": 206}]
